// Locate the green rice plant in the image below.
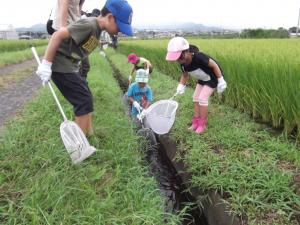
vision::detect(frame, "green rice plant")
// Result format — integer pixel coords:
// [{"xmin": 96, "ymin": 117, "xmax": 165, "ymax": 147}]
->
[
  {"xmin": 0, "ymin": 39, "xmax": 48, "ymax": 53},
  {"xmin": 0, "ymin": 45, "xmax": 46, "ymax": 68}
]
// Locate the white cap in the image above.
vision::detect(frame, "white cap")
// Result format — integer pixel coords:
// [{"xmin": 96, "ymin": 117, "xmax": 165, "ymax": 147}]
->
[
  {"xmin": 166, "ymin": 37, "xmax": 189, "ymax": 61},
  {"xmin": 135, "ymin": 69, "xmax": 149, "ymax": 83}
]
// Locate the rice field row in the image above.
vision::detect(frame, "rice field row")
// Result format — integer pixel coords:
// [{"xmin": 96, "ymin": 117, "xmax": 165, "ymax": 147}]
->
[
  {"xmin": 117, "ymin": 39, "xmax": 300, "ymax": 140},
  {"xmin": 0, "ymin": 46, "xmax": 46, "ymax": 68},
  {"xmin": 0, "ymin": 40, "xmax": 48, "ymax": 53}
]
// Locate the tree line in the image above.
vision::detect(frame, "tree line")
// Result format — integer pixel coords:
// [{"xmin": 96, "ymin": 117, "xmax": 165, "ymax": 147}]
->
[{"xmin": 240, "ymin": 28, "xmax": 290, "ymax": 38}]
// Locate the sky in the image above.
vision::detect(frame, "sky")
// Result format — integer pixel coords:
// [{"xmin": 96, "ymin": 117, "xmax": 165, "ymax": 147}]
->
[{"xmin": 0, "ymin": 0, "xmax": 299, "ymax": 29}]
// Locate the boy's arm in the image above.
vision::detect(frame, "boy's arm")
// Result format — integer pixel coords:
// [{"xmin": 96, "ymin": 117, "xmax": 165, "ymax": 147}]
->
[
  {"xmin": 145, "ymin": 61, "xmax": 151, "ymax": 74},
  {"xmin": 44, "ymin": 27, "xmax": 70, "ymax": 62},
  {"xmin": 128, "ymin": 96, "xmax": 134, "ymax": 104},
  {"xmin": 146, "ymin": 59, "xmax": 152, "ymax": 68},
  {"xmin": 142, "ymin": 58, "xmax": 151, "ymax": 68},
  {"xmin": 128, "ymin": 87, "xmax": 142, "ymax": 110},
  {"xmin": 130, "ymin": 66, "xmax": 135, "ymax": 76},
  {"xmin": 127, "ymin": 86, "xmax": 134, "ymax": 103},
  {"xmin": 141, "ymin": 58, "xmax": 151, "ymax": 73},
  {"xmin": 36, "ymin": 28, "xmax": 70, "ymax": 84}
]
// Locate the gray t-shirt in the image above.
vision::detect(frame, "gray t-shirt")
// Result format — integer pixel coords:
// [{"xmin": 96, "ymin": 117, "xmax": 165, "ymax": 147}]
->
[
  {"xmin": 52, "ymin": 0, "xmax": 81, "ymax": 30},
  {"xmin": 52, "ymin": 18, "xmax": 102, "ymax": 73}
]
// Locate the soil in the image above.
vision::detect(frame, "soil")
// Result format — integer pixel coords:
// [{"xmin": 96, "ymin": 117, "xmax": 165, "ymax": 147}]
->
[
  {"xmin": 0, "ymin": 59, "xmax": 42, "ymax": 127},
  {"xmin": 0, "ymin": 59, "xmax": 36, "ymax": 77}
]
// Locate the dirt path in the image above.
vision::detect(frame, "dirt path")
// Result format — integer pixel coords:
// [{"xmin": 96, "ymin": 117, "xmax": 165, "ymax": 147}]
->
[
  {"xmin": 0, "ymin": 60, "xmax": 42, "ymax": 127},
  {"xmin": 0, "ymin": 59, "xmax": 35, "ymax": 77}
]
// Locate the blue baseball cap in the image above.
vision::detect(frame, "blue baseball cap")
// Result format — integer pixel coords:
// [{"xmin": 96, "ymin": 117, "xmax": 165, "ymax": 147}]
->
[{"xmin": 105, "ymin": 0, "xmax": 133, "ymax": 36}]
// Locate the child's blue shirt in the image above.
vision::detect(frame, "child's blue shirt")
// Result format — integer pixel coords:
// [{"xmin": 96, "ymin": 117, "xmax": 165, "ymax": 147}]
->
[{"xmin": 127, "ymin": 82, "xmax": 153, "ymax": 116}]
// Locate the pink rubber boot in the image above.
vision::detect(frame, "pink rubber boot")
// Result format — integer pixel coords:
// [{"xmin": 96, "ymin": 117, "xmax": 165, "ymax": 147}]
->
[
  {"xmin": 195, "ymin": 118, "xmax": 207, "ymax": 134},
  {"xmin": 188, "ymin": 116, "xmax": 200, "ymax": 131}
]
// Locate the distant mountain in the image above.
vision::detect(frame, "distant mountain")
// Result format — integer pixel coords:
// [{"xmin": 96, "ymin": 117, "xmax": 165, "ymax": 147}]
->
[
  {"xmin": 16, "ymin": 22, "xmax": 222, "ymax": 33},
  {"xmin": 16, "ymin": 23, "xmax": 46, "ymax": 32},
  {"xmin": 134, "ymin": 22, "xmax": 222, "ymax": 31}
]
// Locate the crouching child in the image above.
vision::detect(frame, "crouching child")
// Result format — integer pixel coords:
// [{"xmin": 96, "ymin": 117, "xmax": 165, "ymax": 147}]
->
[{"xmin": 127, "ymin": 69, "xmax": 153, "ymax": 127}]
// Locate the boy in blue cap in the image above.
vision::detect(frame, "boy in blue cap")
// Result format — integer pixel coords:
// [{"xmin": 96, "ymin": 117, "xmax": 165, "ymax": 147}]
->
[{"xmin": 36, "ymin": 0, "xmax": 133, "ymax": 136}]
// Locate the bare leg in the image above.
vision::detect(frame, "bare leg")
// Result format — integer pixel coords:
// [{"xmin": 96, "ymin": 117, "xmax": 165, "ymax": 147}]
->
[
  {"xmin": 199, "ymin": 105, "xmax": 208, "ymax": 118},
  {"xmin": 87, "ymin": 113, "xmax": 94, "ymax": 136},
  {"xmin": 193, "ymin": 102, "xmax": 201, "ymax": 117},
  {"xmin": 193, "ymin": 103, "xmax": 208, "ymax": 118},
  {"xmin": 75, "ymin": 113, "xmax": 93, "ymax": 135}
]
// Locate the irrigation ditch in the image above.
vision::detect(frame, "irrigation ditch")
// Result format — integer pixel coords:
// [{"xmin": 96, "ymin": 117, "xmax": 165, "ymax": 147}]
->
[{"xmin": 106, "ymin": 56, "xmax": 243, "ymax": 225}]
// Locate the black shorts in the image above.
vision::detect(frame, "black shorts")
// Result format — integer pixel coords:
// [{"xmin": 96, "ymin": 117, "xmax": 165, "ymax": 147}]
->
[{"xmin": 51, "ymin": 72, "xmax": 93, "ymax": 116}]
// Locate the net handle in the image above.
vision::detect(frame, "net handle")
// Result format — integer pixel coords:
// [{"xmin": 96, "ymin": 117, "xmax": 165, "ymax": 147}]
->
[
  {"xmin": 169, "ymin": 92, "xmax": 178, "ymax": 100},
  {"xmin": 31, "ymin": 46, "xmax": 68, "ymax": 121},
  {"xmin": 164, "ymin": 92, "xmax": 178, "ymax": 117}
]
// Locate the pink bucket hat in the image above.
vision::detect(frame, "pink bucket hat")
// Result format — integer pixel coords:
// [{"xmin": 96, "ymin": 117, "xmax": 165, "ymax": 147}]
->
[{"xmin": 127, "ymin": 53, "xmax": 139, "ymax": 63}]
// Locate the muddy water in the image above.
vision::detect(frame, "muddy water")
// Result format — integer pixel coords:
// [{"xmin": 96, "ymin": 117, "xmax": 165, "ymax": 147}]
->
[
  {"xmin": 144, "ymin": 141, "xmax": 207, "ymax": 225},
  {"xmin": 107, "ymin": 57, "xmax": 207, "ymax": 225}
]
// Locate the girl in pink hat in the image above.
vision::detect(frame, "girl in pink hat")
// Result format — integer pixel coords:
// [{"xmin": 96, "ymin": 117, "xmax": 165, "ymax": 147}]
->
[
  {"xmin": 127, "ymin": 53, "xmax": 153, "ymax": 83},
  {"xmin": 166, "ymin": 37, "xmax": 227, "ymax": 134}
]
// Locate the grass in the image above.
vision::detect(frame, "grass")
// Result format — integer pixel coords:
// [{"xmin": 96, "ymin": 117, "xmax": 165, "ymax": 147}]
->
[
  {"xmin": 0, "ymin": 52, "xmax": 181, "ymax": 224},
  {"xmin": 0, "ymin": 46, "xmax": 46, "ymax": 68},
  {"xmin": 106, "ymin": 48, "xmax": 300, "ymax": 225}
]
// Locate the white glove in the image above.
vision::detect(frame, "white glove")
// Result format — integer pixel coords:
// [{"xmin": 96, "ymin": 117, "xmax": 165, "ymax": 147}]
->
[
  {"xmin": 217, "ymin": 76, "xmax": 227, "ymax": 93},
  {"xmin": 99, "ymin": 51, "xmax": 106, "ymax": 57},
  {"xmin": 176, "ymin": 83, "xmax": 186, "ymax": 94},
  {"xmin": 137, "ymin": 109, "xmax": 147, "ymax": 120},
  {"xmin": 36, "ymin": 59, "xmax": 52, "ymax": 85},
  {"xmin": 133, "ymin": 101, "xmax": 142, "ymax": 111},
  {"xmin": 128, "ymin": 75, "xmax": 132, "ymax": 81},
  {"xmin": 103, "ymin": 44, "xmax": 108, "ymax": 49},
  {"xmin": 145, "ymin": 68, "xmax": 150, "ymax": 75}
]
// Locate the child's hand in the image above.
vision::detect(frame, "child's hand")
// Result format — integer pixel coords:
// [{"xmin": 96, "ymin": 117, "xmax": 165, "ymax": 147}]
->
[
  {"xmin": 176, "ymin": 83, "xmax": 186, "ymax": 94},
  {"xmin": 133, "ymin": 101, "xmax": 143, "ymax": 111},
  {"xmin": 137, "ymin": 109, "xmax": 147, "ymax": 120},
  {"xmin": 217, "ymin": 76, "xmax": 227, "ymax": 93},
  {"xmin": 36, "ymin": 59, "xmax": 52, "ymax": 86}
]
